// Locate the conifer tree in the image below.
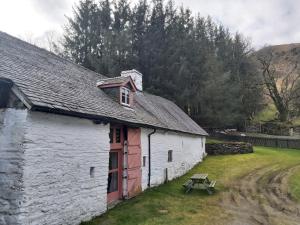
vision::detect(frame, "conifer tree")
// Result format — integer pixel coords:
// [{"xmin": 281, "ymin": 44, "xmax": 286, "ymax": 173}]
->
[{"xmin": 62, "ymin": 0, "xmax": 264, "ymax": 128}]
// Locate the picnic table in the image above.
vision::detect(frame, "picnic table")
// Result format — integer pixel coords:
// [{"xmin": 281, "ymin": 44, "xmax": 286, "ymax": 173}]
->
[{"xmin": 183, "ymin": 173, "xmax": 216, "ymax": 194}]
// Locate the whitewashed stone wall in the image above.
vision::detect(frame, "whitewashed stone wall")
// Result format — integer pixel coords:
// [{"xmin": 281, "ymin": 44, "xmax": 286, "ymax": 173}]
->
[
  {"xmin": 141, "ymin": 128, "xmax": 206, "ymax": 190},
  {"xmin": 0, "ymin": 110, "xmax": 110, "ymax": 225},
  {"xmin": 0, "ymin": 109, "xmax": 27, "ymax": 225},
  {"xmin": 1, "ymin": 109, "xmax": 206, "ymax": 224}
]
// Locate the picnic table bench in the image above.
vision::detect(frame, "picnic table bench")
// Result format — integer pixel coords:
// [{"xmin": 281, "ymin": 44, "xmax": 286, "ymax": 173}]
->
[{"xmin": 183, "ymin": 173, "xmax": 216, "ymax": 194}]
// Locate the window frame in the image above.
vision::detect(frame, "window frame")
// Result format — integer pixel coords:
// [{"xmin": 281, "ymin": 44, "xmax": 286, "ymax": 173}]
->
[{"xmin": 120, "ymin": 87, "xmax": 131, "ymax": 107}]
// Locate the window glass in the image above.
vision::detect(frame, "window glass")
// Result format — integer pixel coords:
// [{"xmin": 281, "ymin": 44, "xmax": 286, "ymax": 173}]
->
[
  {"xmin": 121, "ymin": 87, "xmax": 130, "ymax": 105},
  {"xmin": 143, "ymin": 156, "xmax": 146, "ymax": 167},
  {"xmin": 109, "ymin": 152, "xmax": 118, "ymax": 170},
  {"xmin": 116, "ymin": 128, "xmax": 121, "ymax": 143},
  {"xmin": 107, "ymin": 171, "xmax": 118, "ymax": 193},
  {"xmin": 125, "ymin": 89, "xmax": 130, "ymax": 105}
]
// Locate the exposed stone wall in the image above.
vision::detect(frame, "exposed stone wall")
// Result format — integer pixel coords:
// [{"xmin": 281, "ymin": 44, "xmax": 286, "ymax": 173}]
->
[
  {"xmin": 0, "ymin": 110, "xmax": 111, "ymax": 225},
  {"xmin": 206, "ymin": 142, "xmax": 253, "ymax": 155},
  {"xmin": 0, "ymin": 109, "xmax": 27, "ymax": 225},
  {"xmin": 141, "ymin": 128, "xmax": 205, "ymax": 190},
  {"xmin": 1, "ymin": 109, "xmax": 206, "ymax": 224},
  {"xmin": 19, "ymin": 111, "xmax": 110, "ymax": 225}
]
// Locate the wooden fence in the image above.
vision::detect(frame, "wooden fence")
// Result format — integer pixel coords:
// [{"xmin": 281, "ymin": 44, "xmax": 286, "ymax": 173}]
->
[{"xmin": 212, "ymin": 133, "xmax": 300, "ymax": 149}]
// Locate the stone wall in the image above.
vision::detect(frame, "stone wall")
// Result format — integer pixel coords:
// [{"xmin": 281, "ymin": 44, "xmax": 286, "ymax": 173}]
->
[
  {"xmin": 0, "ymin": 110, "xmax": 110, "ymax": 225},
  {"xmin": 20, "ymin": 111, "xmax": 110, "ymax": 225},
  {"xmin": 141, "ymin": 128, "xmax": 205, "ymax": 190},
  {"xmin": 206, "ymin": 142, "xmax": 253, "ymax": 155},
  {"xmin": 0, "ymin": 109, "xmax": 27, "ymax": 225},
  {"xmin": 1, "ymin": 109, "xmax": 206, "ymax": 224}
]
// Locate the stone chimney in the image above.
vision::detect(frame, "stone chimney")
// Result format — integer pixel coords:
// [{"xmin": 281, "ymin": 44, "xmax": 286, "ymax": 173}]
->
[{"xmin": 121, "ymin": 69, "xmax": 143, "ymax": 91}]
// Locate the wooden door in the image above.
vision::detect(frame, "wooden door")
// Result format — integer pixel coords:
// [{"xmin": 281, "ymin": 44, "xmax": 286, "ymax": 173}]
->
[
  {"xmin": 107, "ymin": 126, "xmax": 123, "ymax": 204},
  {"xmin": 127, "ymin": 128, "xmax": 142, "ymax": 198}
]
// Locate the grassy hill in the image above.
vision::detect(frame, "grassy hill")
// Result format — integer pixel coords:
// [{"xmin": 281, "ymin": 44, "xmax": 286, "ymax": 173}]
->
[
  {"xmin": 257, "ymin": 43, "xmax": 300, "ymax": 66},
  {"xmin": 253, "ymin": 44, "xmax": 300, "ymax": 125}
]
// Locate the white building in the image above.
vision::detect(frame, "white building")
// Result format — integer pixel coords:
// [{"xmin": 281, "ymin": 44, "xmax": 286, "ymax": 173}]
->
[{"xmin": 0, "ymin": 31, "xmax": 208, "ymax": 225}]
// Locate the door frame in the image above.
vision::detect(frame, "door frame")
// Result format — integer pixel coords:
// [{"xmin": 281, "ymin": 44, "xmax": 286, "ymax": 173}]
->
[{"xmin": 107, "ymin": 125, "xmax": 124, "ymax": 204}]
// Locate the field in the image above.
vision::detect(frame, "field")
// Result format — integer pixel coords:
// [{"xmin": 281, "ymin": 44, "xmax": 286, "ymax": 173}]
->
[{"xmin": 82, "ymin": 146, "xmax": 300, "ymax": 225}]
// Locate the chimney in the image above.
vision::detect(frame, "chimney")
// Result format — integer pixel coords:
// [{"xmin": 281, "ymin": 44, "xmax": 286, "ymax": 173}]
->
[{"xmin": 121, "ymin": 69, "xmax": 143, "ymax": 91}]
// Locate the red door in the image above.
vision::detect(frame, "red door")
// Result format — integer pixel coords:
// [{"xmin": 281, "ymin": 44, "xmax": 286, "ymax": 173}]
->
[
  {"xmin": 127, "ymin": 128, "xmax": 142, "ymax": 198},
  {"xmin": 107, "ymin": 126, "xmax": 123, "ymax": 204}
]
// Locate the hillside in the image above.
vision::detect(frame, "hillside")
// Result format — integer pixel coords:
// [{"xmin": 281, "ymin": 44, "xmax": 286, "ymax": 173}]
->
[
  {"xmin": 254, "ymin": 43, "xmax": 300, "ymax": 124},
  {"xmin": 256, "ymin": 43, "xmax": 300, "ymax": 76}
]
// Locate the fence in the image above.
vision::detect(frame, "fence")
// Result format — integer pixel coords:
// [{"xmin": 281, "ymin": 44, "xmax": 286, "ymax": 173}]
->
[{"xmin": 212, "ymin": 133, "xmax": 300, "ymax": 149}]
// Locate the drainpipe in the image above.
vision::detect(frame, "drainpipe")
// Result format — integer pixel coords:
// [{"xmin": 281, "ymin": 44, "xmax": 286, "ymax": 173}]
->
[{"xmin": 148, "ymin": 129, "xmax": 156, "ymax": 188}]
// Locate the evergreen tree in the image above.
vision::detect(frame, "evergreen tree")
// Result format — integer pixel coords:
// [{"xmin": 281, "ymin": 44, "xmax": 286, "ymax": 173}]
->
[
  {"xmin": 64, "ymin": 0, "xmax": 98, "ymax": 70},
  {"xmin": 62, "ymin": 0, "xmax": 264, "ymax": 129}
]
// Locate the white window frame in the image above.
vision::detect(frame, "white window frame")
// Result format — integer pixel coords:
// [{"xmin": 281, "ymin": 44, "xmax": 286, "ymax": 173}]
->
[{"xmin": 121, "ymin": 87, "xmax": 131, "ymax": 106}]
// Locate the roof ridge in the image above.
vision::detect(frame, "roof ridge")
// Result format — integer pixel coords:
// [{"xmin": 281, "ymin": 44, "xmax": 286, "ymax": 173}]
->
[
  {"xmin": 99, "ymin": 76, "xmax": 128, "ymax": 81},
  {"xmin": 0, "ymin": 30, "xmax": 207, "ymax": 136}
]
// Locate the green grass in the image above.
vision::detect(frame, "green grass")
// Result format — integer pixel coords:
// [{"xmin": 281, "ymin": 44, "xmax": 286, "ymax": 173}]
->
[
  {"xmin": 292, "ymin": 117, "xmax": 300, "ymax": 126},
  {"xmin": 253, "ymin": 103, "xmax": 300, "ymax": 126},
  {"xmin": 82, "ymin": 147, "xmax": 300, "ymax": 225},
  {"xmin": 205, "ymin": 138, "xmax": 223, "ymax": 144},
  {"xmin": 289, "ymin": 169, "xmax": 300, "ymax": 202},
  {"xmin": 253, "ymin": 103, "xmax": 277, "ymax": 123}
]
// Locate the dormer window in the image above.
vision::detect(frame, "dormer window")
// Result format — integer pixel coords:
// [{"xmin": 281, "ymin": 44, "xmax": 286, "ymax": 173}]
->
[
  {"xmin": 97, "ymin": 70, "xmax": 142, "ymax": 108},
  {"xmin": 121, "ymin": 87, "xmax": 130, "ymax": 106}
]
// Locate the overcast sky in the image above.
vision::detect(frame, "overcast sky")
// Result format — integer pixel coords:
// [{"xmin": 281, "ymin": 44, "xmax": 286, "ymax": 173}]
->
[{"xmin": 0, "ymin": 0, "xmax": 299, "ymax": 49}]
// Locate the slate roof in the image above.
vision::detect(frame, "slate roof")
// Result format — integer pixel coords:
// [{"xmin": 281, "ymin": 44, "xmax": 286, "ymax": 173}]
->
[
  {"xmin": 0, "ymin": 31, "xmax": 208, "ymax": 136},
  {"xmin": 97, "ymin": 76, "xmax": 130, "ymax": 86}
]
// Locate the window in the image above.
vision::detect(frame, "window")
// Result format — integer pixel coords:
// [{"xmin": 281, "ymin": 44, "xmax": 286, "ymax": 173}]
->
[
  {"xmin": 108, "ymin": 152, "xmax": 119, "ymax": 193},
  {"xmin": 143, "ymin": 156, "xmax": 147, "ymax": 167},
  {"xmin": 115, "ymin": 128, "xmax": 121, "ymax": 143},
  {"xmin": 90, "ymin": 167, "xmax": 95, "ymax": 178},
  {"xmin": 121, "ymin": 87, "xmax": 130, "ymax": 106},
  {"xmin": 168, "ymin": 150, "xmax": 173, "ymax": 162},
  {"xmin": 109, "ymin": 152, "xmax": 118, "ymax": 170}
]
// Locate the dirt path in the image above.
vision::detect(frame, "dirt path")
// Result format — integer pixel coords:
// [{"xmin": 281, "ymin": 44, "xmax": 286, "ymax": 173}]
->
[{"xmin": 220, "ymin": 165, "xmax": 300, "ymax": 225}]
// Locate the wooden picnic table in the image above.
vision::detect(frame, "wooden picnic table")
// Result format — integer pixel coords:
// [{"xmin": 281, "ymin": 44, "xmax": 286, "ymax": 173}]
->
[
  {"xmin": 190, "ymin": 174, "xmax": 209, "ymax": 183},
  {"xmin": 183, "ymin": 173, "xmax": 216, "ymax": 194}
]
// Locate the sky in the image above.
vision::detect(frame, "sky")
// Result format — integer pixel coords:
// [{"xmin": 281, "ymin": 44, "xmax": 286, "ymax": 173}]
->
[{"xmin": 0, "ymin": 0, "xmax": 299, "ymax": 49}]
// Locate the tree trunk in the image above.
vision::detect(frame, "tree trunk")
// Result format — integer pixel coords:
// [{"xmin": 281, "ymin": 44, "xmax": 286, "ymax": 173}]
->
[{"xmin": 278, "ymin": 108, "xmax": 289, "ymax": 122}]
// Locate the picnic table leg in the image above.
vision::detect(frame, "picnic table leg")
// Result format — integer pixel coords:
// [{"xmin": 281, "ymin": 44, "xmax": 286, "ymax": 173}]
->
[
  {"xmin": 188, "ymin": 180, "xmax": 195, "ymax": 193},
  {"xmin": 206, "ymin": 188, "xmax": 213, "ymax": 195},
  {"xmin": 183, "ymin": 180, "xmax": 194, "ymax": 193}
]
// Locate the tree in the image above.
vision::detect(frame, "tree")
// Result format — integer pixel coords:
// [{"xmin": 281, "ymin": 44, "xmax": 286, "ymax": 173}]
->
[
  {"xmin": 63, "ymin": 0, "xmax": 99, "ymax": 70},
  {"xmin": 62, "ymin": 0, "xmax": 263, "ymax": 128},
  {"xmin": 258, "ymin": 50, "xmax": 300, "ymax": 121}
]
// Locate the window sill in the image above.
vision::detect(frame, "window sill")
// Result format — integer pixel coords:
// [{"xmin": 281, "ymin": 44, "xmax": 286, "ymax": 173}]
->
[{"xmin": 121, "ymin": 102, "xmax": 132, "ymax": 108}]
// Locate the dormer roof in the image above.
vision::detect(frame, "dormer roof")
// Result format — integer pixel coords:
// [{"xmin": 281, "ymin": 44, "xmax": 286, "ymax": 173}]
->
[{"xmin": 96, "ymin": 76, "xmax": 137, "ymax": 91}]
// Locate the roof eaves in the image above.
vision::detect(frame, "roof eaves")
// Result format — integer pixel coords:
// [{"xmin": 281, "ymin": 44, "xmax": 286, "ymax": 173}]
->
[
  {"xmin": 0, "ymin": 77, "xmax": 33, "ymax": 110},
  {"xmin": 31, "ymin": 103, "xmax": 206, "ymax": 136}
]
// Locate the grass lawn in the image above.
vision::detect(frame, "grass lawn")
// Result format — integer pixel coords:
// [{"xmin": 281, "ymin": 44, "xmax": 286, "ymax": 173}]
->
[
  {"xmin": 289, "ymin": 169, "xmax": 300, "ymax": 202},
  {"xmin": 253, "ymin": 103, "xmax": 277, "ymax": 123},
  {"xmin": 82, "ymin": 146, "xmax": 300, "ymax": 225}
]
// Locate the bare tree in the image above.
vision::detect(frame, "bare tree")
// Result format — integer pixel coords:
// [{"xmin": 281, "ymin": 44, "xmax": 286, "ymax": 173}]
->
[
  {"xmin": 21, "ymin": 31, "xmax": 40, "ymax": 46},
  {"xmin": 42, "ymin": 30, "xmax": 64, "ymax": 54},
  {"xmin": 258, "ymin": 50, "xmax": 300, "ymax": 122},
  {"xmin": 20, "ymin": 30, "xmax": 63, "ymax": 55}
]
